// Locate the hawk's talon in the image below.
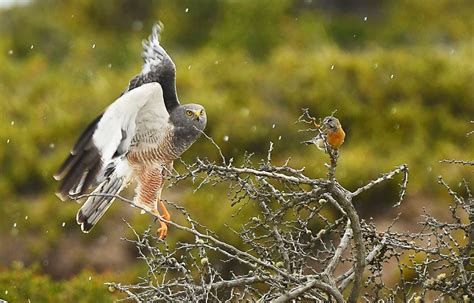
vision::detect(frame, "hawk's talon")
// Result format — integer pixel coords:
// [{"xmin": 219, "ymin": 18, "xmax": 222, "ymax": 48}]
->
[
  {"xmin": 159, "ymin": 200, "xmax": 171, "ymax": 221},
  {"xmin": 157, "ymin": 220, "xmax": 168, "ymax": 240},
  {"xmin": 152, "ymin": 201, "xmax": 171, "ymax": 240}
]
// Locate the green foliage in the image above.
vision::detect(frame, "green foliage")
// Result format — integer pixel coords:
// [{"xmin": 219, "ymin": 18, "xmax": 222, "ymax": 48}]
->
[{"xmin": 0, "ymin": 263, "xmax": 118, "ymax": 302}]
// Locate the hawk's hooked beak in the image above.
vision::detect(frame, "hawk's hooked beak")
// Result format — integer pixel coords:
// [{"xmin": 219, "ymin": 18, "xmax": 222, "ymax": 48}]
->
[{"xmin": 194, "ymin": 110, "xmax": 203, "ymax": 121}]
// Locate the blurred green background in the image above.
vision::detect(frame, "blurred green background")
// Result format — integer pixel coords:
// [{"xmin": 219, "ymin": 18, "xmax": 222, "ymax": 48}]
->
[{"xmin": 0, "ymin": 0, "xmax": 472, "ymax": 301}]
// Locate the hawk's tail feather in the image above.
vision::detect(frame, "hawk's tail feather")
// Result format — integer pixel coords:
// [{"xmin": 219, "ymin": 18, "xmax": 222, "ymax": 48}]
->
[{"xmin": 76, "ymin": 159, "xmax": 131, "ymax": 233}]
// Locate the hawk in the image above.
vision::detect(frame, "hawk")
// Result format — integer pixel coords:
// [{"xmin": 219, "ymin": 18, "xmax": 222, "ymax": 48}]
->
[{"xmin": 54, "ymin": 23, "xmax": 207, "ymax": 239}]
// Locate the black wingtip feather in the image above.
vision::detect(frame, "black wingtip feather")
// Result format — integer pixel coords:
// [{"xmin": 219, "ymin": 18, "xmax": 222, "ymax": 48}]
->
[
  {"xmin": 79, "ymin": 159, "xmax": 102, "ymax": 196},
  {"xmin": 71, "ymin": 114, "xmax": 103, "ymax": 154},
  {"xmin": 57, "ymin": 148, "xmax": 100, "ymax": 198},
  {"xmin": 55, "ymin": 114, "xmax": 103, "ymax": 180},
  {"xmin": 55, "ymin": 114, "xmax": 104, "ymax": 200}
]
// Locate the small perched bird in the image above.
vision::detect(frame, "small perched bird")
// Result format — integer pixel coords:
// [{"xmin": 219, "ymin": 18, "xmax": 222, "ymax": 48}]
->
[
  {"xmin": 302, "ymin": 116, "xmax": 345, "ymax": 150},
  {"xmin": 54, "ymin": 23, "xmax": 207, "ymax": 239}
]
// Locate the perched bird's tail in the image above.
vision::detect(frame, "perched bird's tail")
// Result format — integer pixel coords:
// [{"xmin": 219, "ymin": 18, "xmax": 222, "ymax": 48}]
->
[
  {"xmin": 76, "ymin": 158, "xmax": 131, "ymax": 233},
  {"xmin": 302, "ymin": 136, "xmax": 325, "ymax": 150}
]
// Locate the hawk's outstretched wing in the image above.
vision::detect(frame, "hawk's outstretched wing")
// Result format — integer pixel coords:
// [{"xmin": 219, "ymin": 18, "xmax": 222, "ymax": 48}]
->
[
  {"xmin": 124, "ymin": 23, "xmax": 180, "ymax": 113},
  {"xmin": 54, "ymin": 82, "xmax": 168, "ymax": 201}
]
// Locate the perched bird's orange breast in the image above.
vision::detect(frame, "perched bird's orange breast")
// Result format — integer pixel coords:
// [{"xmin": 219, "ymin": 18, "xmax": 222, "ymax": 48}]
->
[{"xmin": 327, "ymin": 127, "xmax": 345, "ymax": 149}]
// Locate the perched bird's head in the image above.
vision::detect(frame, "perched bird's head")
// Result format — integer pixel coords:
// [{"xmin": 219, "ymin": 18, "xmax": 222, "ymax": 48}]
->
[{"xmin": 322, "ymin": 116, "xmax": 341, "ymax": 133}]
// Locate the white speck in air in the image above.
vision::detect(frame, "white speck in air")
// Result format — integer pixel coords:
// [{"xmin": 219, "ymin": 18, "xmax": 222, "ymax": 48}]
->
[{"xmin": 223, "ymin": 135, "xmax": 229, "ymax": 142}]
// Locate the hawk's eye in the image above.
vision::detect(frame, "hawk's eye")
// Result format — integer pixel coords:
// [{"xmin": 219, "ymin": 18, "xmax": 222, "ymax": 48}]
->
[{"xmin": 185, "ymin": 110, "xmax": 193, "ymax": 117}]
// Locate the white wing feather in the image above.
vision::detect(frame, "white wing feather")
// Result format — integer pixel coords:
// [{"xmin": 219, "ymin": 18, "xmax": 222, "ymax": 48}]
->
[{"xmin": 92, "ymin": 82, "xmax": 168, "ymax": 164}]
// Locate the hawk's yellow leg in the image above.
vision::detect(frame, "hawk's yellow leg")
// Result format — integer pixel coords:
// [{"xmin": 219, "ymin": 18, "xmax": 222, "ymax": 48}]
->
[{"xmin": 153, "ymin": 200, "xmax": 170, "ymax": 239}]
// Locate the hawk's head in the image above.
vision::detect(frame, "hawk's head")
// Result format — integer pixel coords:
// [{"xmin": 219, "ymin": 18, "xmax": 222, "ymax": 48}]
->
[{"xmin": 170, "ymin": 104, "xmax": 207, "ymax": 147}]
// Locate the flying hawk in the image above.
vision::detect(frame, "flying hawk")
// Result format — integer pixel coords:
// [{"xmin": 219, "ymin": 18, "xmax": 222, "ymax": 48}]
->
[{"xmin": 54, "ymin": 23, "xmax": 207, "ymax": 239}]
